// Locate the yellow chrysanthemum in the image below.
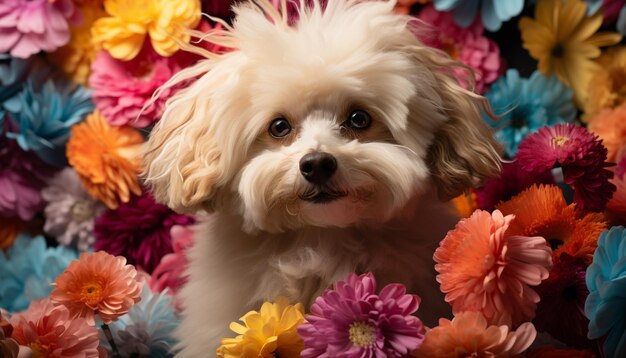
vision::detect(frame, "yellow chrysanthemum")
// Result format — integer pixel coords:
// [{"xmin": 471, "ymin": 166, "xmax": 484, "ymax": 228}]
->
[
  {"xmin": 217, "ymin": 297, "xmax": 306, "ymax": 358},
  {"xmin": 49, "ymin": 5, "xmax": 106, "ymax": 85},
  {"xmin": 66, "ymin": 111, "xmax": 143, "ymax": 209},
  {"xmin": 92, "ymin": 0, "xmax": 201, "ymax": 61},
  {"xmin": 583, "ymin": 46, "xmax": 626, "ymax": 122},
  {"xmin": 519, "ymin": 0, "xmax": 621, "ymax": 107}
]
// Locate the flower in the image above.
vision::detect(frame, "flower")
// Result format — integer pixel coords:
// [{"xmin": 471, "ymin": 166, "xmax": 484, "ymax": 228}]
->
[
  {"xmin": 534, "ymin": 254, "xmax": 592, "ymax": 349},
  {"xmin": 0, "ymin": 0, "xmax": 76, "ymax": 58},
  {"xmin": 588, "ymin": 104, "xmax": 626, "ymax": 163},
  {"xmin": 495, "ymin": 184, "xmax": 607, "ymax": 265},
  {"xmin": 298, "ymin": 273, "xmax": 425, "ymax": 358},
  {"xmin": 42, "ymin": 168, "xmax": 105, "ymax": 252},
  {"xmin": 149, "ymin": 225, "xmax": 194, "ymax": 310},
  {"xmin": 586, "ymin": 226, "xmax": 626, "ymax": 358},
  {"xmin": 519, "ymin": 0, "xmax": 622, "ymax": 106},
  {"xmin": 474, "ymin": 161, "xmax": 555, "ymax": 211},
  {"xmin": 48, "ymin": 4, "xmax": 107, "ymax": 85},
  {"xmin": 0, "ymin": 216, "xmax": 25, "ymax": 250},
  {"xmin": 417, "ymin": 5, "xmax": 502, "ymax": 93},
  {"xmin": 432, "ymin": 0, "xmax": 524, "ymax": 31},
  {"xmin": 0, "ymin": 56, "xmax": 46, "ymax": 123},
  {"xmin": 526, "ymin": 347, "xmax": 595, "ymax": 358},
  {"xmin": 414, "ymin": 311, "xmax": 537, "ymax": 357},
  {"xmin": 583, "ymin": 46, "xmax": 626, "ymax": 122},
  {"xmin": 218, "ymin": 296, "xmax": 305, "ymax": 358},
  {"xmin": 516, "ymin": 124, "xmax": 616, "ymax": 212},
  {"xmin": 434, "ymin": 209, "xmax": 552, "ymax": 326},
  {"xmin": 91, "ymin": 0, "xmax": 201, "ymax": 60},
  {"xmin": 607, "ymin": 158, "xmax": 626, "ymax": 224},
  {"xmin": 6, "ymin": 77, "xmax": 93, "ymax": 168},
  {"xmin": 0, "ymin": 311, "xmax": 25, "ymax": 358},
  {"xmin": 10, "ymin": 299, "xmax": 101, "ymax": 357},
  {"xmin": 450, "ymin": 191, "xmax": 477, "ymax": 218},
  {"xmin": 50, "ymin": 251, "xmax": 143, "ymax": 325},
  {"xmin": 90, "ymin": 45, "xmax": 195, "ymax": 128},
  {"xmin": 0, "ymin": 235, "xmax": 77, "ymax": 312},
  {"xmin": 394, "ymin": 0, "xmax": 424, "ymax": 15},
  {"xmin": 101, "ymin": 286, "xmax": 179, "ymax": 357},
  {"xmin": 202, "ymin": 0, "xmax": 234, "ymax": 19},
  {"xmin": 484, "ymin": 69, "xmax": 576, "ymax": 157},
  {"xmin": 94, "ymin": 191, "xmax": 195, "ymax": 273},
  {"xmin": 66, "ymin": 111, "xmax": 143, "ymax": 209}
]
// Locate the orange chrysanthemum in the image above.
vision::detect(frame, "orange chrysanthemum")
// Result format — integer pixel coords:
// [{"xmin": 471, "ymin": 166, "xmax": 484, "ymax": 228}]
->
[
  {"xmin": 450, "ymin": 191, "xmax": 477, "ymax": 218},
  {"xmin": 496, "ymin": 184, "xmax": 607, "ymax": 265},
  {"xmin": 588, "ymin": 104, "xmax": 626, "ymax": 163},
  {"xmin": 67, "ymin": 111, "xmax": 143, "ymax": 209},
  {"xmin": 50, "ymin": 251, "xmax": 143, "ymax": 325},
  {"xmin": 434, "ymin": 210, "xmax": 552, "ymax": 327},
  {"xmin": 583, "ymin": 46, "xmax": 626, "ymax": 122}
]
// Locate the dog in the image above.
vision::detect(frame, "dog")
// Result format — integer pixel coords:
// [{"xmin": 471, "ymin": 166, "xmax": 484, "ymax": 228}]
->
[{"xmin": 143, "ymin": 0, "xmax": 501, "ymax": 356}]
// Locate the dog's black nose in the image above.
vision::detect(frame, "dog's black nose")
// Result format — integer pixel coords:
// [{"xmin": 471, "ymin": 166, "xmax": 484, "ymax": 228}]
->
[{"xmin": 299, "ymin": 152, "xmax": 337, "ymax": 184}]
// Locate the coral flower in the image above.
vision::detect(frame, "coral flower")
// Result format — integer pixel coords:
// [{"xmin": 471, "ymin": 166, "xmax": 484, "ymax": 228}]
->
[
  {"xmin": 414, "ymin": 311, "xmax": 537, "ymax": 357},
  {"xmin": 91, "ymin": 0, "xmax": 201, "ymax": 60},
  {"xmin": 519, "ymin": 0, "xmax": 622, "ymax": 106},
  {"xmin": 50, "ymin": 251, "xmax": 143, "ymax": 325},
  {"xmin": 583, "ymin": 46, "xmax": 626, "ymax": 122},
  {"xmin": 67, "ymin": 111, "xmax": 143, "ymax": 209},
  {"xmin": 588, "ymin": 104, "xmax": 626, "ymax": 163},
  {"xmin": 434, "ymin": 210, "xmax": 552, "ymax": 326},
  {"xmin": 218, "ymin": 296, "xmax": 305, "ymax": 358},
  {"xmin": 496, "ymin": 184, "xmax": 607, "ymax": 265},
  {"xmin": 10, "ymin": 299, "xmax": 101, "ymax": 357}
]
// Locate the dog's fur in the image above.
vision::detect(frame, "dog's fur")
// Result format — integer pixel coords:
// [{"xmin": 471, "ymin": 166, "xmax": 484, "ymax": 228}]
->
[{"xmin": 143, "ymin": 0, "xmax": 501, "ymax": 356}]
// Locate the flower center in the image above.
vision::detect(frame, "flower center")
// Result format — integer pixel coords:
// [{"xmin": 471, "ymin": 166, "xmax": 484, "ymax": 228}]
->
[
  {"xmin": 71, "ymin": 200, "xmax": 93, "ymax": 223},
  {"xmin": 80, "ymin": 282, "xmax": 104, "ymax": 307},
  {"xmin": 548, "ymin": 238, "xmax": 564, "ymax": 251},
  {"xmin": 562, "ymin": 285, "xmax": 578, "ymax": 301},
  {"xmin": 29, "ymin": 342, "xmax": 46, "ymax": 358},
  {"xmin": 552, "ymin": 135, "xmax": 569, "ymax": 147},
  {"xmin": 348, "ymin": 321, "xmax": 376, "ymax": 348},
  {"xmin": 551, "ymin": 43, "xmax": 565, "ymax": 58}
]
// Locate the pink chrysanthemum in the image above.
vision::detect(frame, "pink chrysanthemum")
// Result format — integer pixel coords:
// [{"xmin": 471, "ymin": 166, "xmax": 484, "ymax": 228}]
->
[
  {"xmin": 0, "ymin": 0, "xmax": 76, "ymax": 58},
  {"xmin": 90, "ymin": 45, "xmax": 196, "ymax": 128},
  {"xmin": 94, "ymin": 191, "xmax": 195, "ymax": 273},
  {"xmin": 416, "ymin": 5, "xmax": 503, "ymax": 93},
  {"xmin": 517, "ymin": 124, "xmax": 616, "ymax": 212},
  {"xmin": 298, "ymin": 273, "xmax": 425, "ymax": 357},
  {"xmin": 10, "ymin": 299, "xmax": 102, "ymax": 357},
  {"xmin": 434, "ymin": 210, "xmax": 552, "ymax": 327}
]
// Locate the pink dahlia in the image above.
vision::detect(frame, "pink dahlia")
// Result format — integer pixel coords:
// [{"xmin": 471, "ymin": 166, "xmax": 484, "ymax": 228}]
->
[
  {"xmin": 416, "ymin": 5, "xmax": 502, "ymax": 93},
  {"xmin": 10, "ymin": 299, "xmax": 102, "ymax": 357},
  {"xmin": 0, "ymin": 0, "xmax": 76, "ymax": 58},
  {"xmin": 298, "ymin": 273, "xmax": 425, "ymax": 357},
  {"xmin": 434, "ymin": 209, "xmax": 552, "ymax": 327},
  {"xmin": 94, "ymin": 191, "xmax": 195, "ymax": 273},
  {"xmin": 89, "ymin": 45, "xmax": 196, "ymax": 128},
  {"xmin": 517, "ymin": 124, "xmax": 616, "ymax": 212}
]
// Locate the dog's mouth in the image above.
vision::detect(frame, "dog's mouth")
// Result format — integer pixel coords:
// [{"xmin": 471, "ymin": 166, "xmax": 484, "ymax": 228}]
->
[{"xmin": 298, "ymin": 188, "xmax": 348, "ymax": 204}]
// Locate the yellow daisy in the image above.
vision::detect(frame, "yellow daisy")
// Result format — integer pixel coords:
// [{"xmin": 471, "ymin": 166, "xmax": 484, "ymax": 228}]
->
[
  {"xmin": 217, "ymin": 297, "xmax": 306, "ymax": 358},
  {"xmin": 519, "ymin": 0, "xmax": 621, "ymax": 107},
  {"xmin": 583, "ymin": 46, "xmax": 626, "ymax": 122}
]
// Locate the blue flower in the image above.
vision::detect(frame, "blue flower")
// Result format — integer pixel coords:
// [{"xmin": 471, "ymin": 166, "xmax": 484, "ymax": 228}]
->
[
  {"xmin": 6, "ymin": 77, "xmax": 93, "ymax": 168},
  {"xmin": 433, "ymin": 0, "xmax": 524, "ymax": 31},
  {"xmin": 484, "ymin": 69, "xmax": 576, "ymax": 157},
  {"xmin": 102, "ymin": 287, "xmax": 180, "ymax": 357},
  {"xmin": 586, "ymin": 226, "xmax": 626, "ymax": 358},
  {"xmin": 0, "ymin": 234, "xmax": 77, "ymax": 312}
]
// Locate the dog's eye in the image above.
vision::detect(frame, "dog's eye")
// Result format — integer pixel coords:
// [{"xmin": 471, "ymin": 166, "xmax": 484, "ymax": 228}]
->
[
  {"xmin": 269, "ymin": 118, "xmax": 292, "ymax": 138},
  {"xmin": 346, "ymin": 110, "xmax": 371, "ymax": 130}
]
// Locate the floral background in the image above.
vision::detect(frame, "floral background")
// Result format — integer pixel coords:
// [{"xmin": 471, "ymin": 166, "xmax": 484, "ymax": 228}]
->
[{"xmin": 1, "ymin": 0, "xmax": 626, "ymax": 357}]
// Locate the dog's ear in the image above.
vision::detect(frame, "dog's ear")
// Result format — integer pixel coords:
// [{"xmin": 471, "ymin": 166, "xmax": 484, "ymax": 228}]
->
[{"xmin": 411, "ymin": 45, "xmax": 502, "ymax": 201}]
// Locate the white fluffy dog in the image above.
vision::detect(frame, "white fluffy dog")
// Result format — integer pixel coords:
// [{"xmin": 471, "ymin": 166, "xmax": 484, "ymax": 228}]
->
[{"xmin": 143, "ymin": 0, "xmax": 501, "ymax": 355}]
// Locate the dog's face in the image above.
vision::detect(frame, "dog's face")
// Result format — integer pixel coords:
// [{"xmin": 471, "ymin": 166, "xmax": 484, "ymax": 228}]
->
[{"xmin": 143, "ymin": 0, "xmax": 501, "ymax": 233}]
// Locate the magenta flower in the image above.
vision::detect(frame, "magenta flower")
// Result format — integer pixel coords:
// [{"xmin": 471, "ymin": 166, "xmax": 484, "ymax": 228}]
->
[
  {"xmin": 90, "ymin": 45, "xmax": 196, "ymax": 128},
  {"xmin": 0, "ymin": 0, "xmax": 75, "ymax": 58},
  {"xmin": 298, "ymin": 273, "xmax": 425, "ymax": 357},
  {"xmin": 93, "ymin": 191, "xmax": 195, "ymax": 273},
  {"xmin": 517, "ymin": 124, "xmax": 616, "ymax": 212}
]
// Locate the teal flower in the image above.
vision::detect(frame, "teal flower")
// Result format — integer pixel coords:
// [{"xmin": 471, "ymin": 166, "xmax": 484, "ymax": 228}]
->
[
  {"xmin": 433, "ymin": 0, "xmax": 524, "ymax": 31},
  {"xmin": 101, "ymin": 286, "xmax": 180, "ymax": 357},
  {"xmin": 484, "ymin": 69, "xmax": 576, "ymax": 158},
  {"xmin": 6, "ymin": 77, "xmax": 93, "ymax": 168},
  {"xmin": 0, "ymin": 235, "xmax": 77, "ymax": 312},
  {"xmin": 585, "ymin": 226, "xmax": 626, "ymax": 357}
]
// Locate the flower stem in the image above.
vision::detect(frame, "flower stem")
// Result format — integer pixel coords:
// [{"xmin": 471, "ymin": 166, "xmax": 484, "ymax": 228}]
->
[{"xmin": 101, "ymin": 323, "xmax": 121, "ymax": 358}]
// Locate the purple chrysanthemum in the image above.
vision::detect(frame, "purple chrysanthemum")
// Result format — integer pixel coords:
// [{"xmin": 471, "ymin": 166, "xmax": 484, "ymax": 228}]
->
[
  {"xmin": 298, "ymin": 273, "xmax": 425, "ymax": 357},
  {"xmin": 517, "ymin": 124, "xmax": 616, "ymax": 212},
  {"xmin": 93, "ymin": 191, "xmax": 195, "ymax": 273}
]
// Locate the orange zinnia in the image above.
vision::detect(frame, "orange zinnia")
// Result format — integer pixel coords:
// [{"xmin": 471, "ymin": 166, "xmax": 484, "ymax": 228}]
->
[
  {"xmin": 50, "ymin": 251, "xmax": 143, "ymax": 325},
  {"xmin": 496, "ymin": 184, "xmax": 607, "ymax": 264},
  {"xmin": 588, "ymin": 104, "xmax": 626, "ymax": 163},
  {"xmin": 67, "ymin": 111, "xmax": 143, "ymax": 209}
]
